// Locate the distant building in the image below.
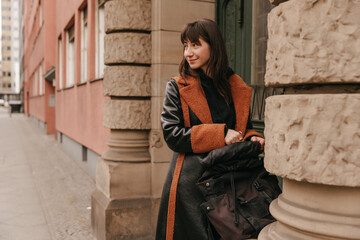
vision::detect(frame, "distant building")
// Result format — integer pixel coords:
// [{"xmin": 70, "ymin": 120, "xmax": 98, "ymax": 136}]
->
[
  {"xmin": 11, "ymin": 0, "xmax": 20, "ymax": 94},
  {"xmin": 1, "ymin": 0, "xmax": 12, "ymax": 95},
  {"xmin": 0, "ymin": 0, "xmax": 21, "ymax": 99}
]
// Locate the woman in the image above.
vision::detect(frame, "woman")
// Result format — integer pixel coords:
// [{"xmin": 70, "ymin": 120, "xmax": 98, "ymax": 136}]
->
[{"xmin": 156, "ymin": 19, "xmax": 264, "ymax": 240}]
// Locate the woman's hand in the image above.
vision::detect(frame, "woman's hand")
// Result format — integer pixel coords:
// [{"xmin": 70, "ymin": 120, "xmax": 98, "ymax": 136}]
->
[
  {"xmin": 250, "ymin": 136, "xmax": 265, "ymax": 152},
  {"xmin": 225, "ymin": 129, "xmax": 244, "ymax": 145}
]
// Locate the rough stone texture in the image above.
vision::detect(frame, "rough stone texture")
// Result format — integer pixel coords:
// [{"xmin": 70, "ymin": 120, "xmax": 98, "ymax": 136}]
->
[
  {"xmin": 105, "ymin": 0, "xmax": 151, "ymax": 32},
  {"xmin": 105, "ymin": 33, "xmax": 151, "ymax": 64},
  {"xmin": 103, "ymin": 99, "xmax": 151, "ymax": 129},
  {"xmin": 104, "ymin": 66, "xmax": 151, "ymax": 97},
  {"xmin": 264, "ymin": 94, "xmax": 360, "ymax": 187},
  {"xmin": 96, "ymin": 158, "xmax": 151, "ymax": 199},
  {"xmin": 266, "ymin": 0, "xmax": 360, "ymax": 87}
]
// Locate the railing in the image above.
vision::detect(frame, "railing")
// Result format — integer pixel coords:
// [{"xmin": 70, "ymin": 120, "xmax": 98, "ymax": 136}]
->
[{"xmin": 250, "ymin": 85, "xmax": 284, "ymax": 135}]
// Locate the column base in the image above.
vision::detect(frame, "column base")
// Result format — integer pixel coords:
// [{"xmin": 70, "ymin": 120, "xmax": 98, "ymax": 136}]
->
[
  {"xmin": 258, "ymin": 179, "xmax": 360, "ymax": 240},
  {"xmin": 91, "ymin": 189, "xmax": 153, "ymax": 240}
]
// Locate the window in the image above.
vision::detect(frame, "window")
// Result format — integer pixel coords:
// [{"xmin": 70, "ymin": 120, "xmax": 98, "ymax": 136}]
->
[
  {"xmin": 39, "ymin": 64, "xmax": 43, "ymax": 95},
  {"xmin": 33, "ymin": 72, "xmax": 38, "ymax": 96},
  {"xmin": 39, "ymin": 3, "xmax": 42, "ymax": 27},
  {"xmin": 66, "ymin": 24, "xmax": 75, "ymax": 87},
  {"xmin": 58, "ymin": 38, "xmax": 63, "ymax": 89},
  {"xmin": 81, "ymin": 6, "xmax": 88, "ymax": 83},
  {"xmin": 96, "ymin": 4, "xmax": 105, "ymax": 78}
]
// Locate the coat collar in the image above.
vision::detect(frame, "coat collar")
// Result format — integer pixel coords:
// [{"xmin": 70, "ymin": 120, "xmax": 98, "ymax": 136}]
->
[{"xmin": 174, "ymin": 74, "xmax": 252, "ymax": 133}]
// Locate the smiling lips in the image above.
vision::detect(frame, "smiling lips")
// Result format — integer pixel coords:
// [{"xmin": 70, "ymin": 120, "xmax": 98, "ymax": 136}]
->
[{"xmin": 188, "ymin": 59, "xmax": 197, "ymax": 63}]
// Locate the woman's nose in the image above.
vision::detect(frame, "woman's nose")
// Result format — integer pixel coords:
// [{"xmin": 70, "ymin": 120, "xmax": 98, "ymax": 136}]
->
[{"xmin": 184, "ymin": 48, "xmax": 193, "ymax": 58}]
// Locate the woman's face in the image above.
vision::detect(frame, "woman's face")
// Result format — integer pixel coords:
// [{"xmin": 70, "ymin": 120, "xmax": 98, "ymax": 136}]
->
[{"xmin": 183, "ymin": 37, "xmax": 210, "ymax": 72}]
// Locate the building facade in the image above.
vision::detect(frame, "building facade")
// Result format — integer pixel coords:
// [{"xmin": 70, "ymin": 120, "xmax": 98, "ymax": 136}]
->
[
  {"xmin": 23, "ymin": 0, "xmax": 360, "ymax": 239},
  {"xmin": 55, "ymin": 0, "xmax": 109, "ymax": 179},
  {"xmin": 23, "ymin": 0, "xmax": 56, "ymax": 133}
]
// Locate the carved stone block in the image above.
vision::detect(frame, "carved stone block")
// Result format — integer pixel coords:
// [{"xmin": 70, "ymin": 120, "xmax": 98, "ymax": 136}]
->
[
  {"xmin": 104, "ymin": 66, "xmax": 151, "ymax": 97},
  {"xmin": 91, "ymin": 190, "xmax": 152, "ymax": 240},
  {"xmin": 105, "ymin": 33, "xmax": 151, "ymax": 65},
  {"xmin": 264, "ymin": 94, "xmax": 360, "ymax": 187},
  {"xmin": 103, "ymin": 99, "xmax": 151, "ymax": 129},
  {"xmin": 96, "ymin": 158, "xmax": 151, "ymax": 199},
  {"xmin": 266, "ymin": 0, "xmax": 360, "ymax": 86},
  {"xmin": 105, "ymin": 0, "xmax": 151, "ymax": 32}
]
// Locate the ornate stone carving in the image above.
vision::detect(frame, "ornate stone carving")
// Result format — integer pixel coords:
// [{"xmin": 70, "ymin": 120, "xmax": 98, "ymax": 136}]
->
[
  {"xmin": 105, "ymin": 0, "xmax": 151, "ymax": 32},
  {"xmin": 149, "ymin": 131, "xmax": 163, "ymax": 148},
  {"xmin": 103, "ymin": 99, "xmax": 151, "ymax": 129},
  {"xmin": 104, "ymin": 32, "xmax": 151, "ymax": 64},
  {"xmin": 264, "ymin": 94, "xmax": 360, "ymax": 187},
  {"xmin": 266, "ymin": 0, "xmax": 360, "ymax": 87},
  {"xmin": 104, "ymin": 66, "xmax": 151, "ymax": 97}
]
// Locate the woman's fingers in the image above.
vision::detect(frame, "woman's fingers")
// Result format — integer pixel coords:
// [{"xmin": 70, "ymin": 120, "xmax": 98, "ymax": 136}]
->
[
  {"xmin": 250, "ymin": 136, "xmax": 265, "ymax": 151},
  {"xmin": 225, "ymin": 129, "xmax": 244, "ymax": 145}
]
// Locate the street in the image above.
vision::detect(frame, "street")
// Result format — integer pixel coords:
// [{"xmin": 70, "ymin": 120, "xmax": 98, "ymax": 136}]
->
[{"xmin": 0, "ymin": 107, "xmax": 95, "ymax": 240}]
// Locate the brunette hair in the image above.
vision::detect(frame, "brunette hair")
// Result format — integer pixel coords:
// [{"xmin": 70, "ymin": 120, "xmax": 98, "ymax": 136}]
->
[{"xmin": 179, "ymin": 19, "xmax": 232, "ymax": 104}]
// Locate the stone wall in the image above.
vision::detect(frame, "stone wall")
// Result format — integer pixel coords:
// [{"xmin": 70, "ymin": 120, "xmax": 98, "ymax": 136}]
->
[{"xmin": 259, "ymin": 0, "xmax": 360, "ymax": 239}]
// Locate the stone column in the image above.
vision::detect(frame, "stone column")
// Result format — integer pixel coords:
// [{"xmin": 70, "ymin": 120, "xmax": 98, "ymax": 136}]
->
[
  {"xmin": 259, "ymin": 0, "xmax": 360, "ymax": 239},
  {"xmin": 91, "ymin": 1, "xmax": 153, "ymax": 239}
]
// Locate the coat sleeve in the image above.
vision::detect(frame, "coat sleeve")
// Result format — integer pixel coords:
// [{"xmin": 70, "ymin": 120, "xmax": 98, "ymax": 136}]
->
[
  {"xmin": 244, "ymin": 115, "xmax": 264, "ymax": 140},
  {"xmin": 161, "ymin": 80, "xmax": 226, "ymax": 153}
]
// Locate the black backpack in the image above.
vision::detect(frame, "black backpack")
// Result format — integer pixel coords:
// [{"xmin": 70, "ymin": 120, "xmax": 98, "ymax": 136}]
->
[{"xmin": 197, "ymin": 141, "xmax": 282, "ymax": 240}]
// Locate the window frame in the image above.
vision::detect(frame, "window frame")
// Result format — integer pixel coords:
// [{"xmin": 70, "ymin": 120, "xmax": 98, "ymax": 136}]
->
[
  {"xmin": 95, "ymin": 2, "xmax": 105, "ymax": 79},
  {"xmin": 66, "ymin": 24, "xmax": 75, "ymax": 87}
]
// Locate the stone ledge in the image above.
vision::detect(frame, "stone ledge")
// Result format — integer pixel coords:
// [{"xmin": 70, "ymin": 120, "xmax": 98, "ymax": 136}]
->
[
  {"xmin": 105, "ymin": 0, "xmax": 151, "ymax": 32},
  {"xmin": 264, "ymin": 94, "xmax": 360, "ymax": 187},
  {"xmin": 266, "ymin": 0, "xmax": 360, "ymax": 87}
]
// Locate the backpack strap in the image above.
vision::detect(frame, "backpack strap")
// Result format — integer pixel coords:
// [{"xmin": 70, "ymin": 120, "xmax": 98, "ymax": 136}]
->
[{"xmin": 166, "ymin": 76, "xmax": 190, "ymax": 240}]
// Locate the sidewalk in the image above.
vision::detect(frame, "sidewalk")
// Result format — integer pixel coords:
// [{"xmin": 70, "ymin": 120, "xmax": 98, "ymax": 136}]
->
[{"xmin": 0, "ymin": 107, "xmax": 96, "ymax": 240}]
